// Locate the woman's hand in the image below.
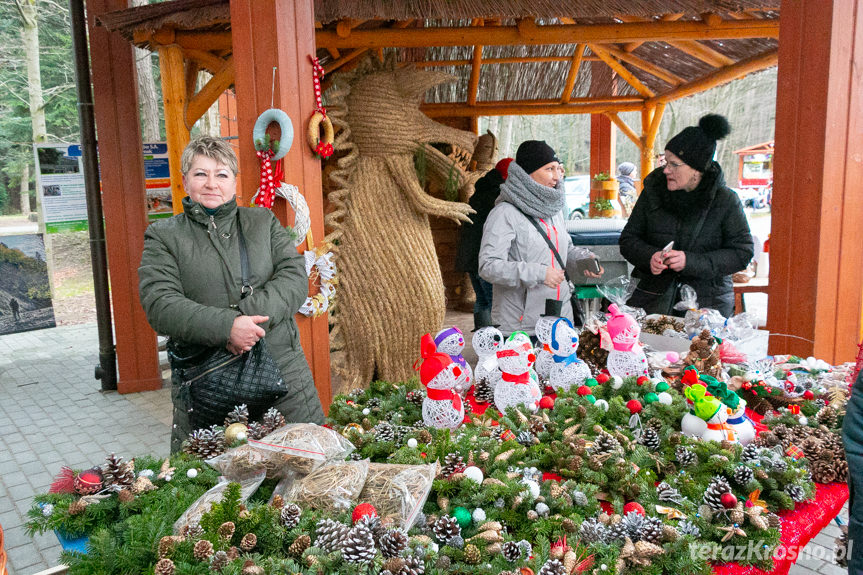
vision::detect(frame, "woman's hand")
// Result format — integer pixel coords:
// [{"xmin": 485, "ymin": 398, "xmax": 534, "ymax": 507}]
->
[
  {"xmin": 650, "ymin": 251, "xmax": 669, "ymax": 275},
  {"xmin": 664, "ymin": 250, "xmax": 686, "ymax": 272},
  {"xmin": 229, "ymin": 315, "xmax": 269, "ymax": 352},
  {"xmin": 544, "ymin": 266, "xmax": 565, "ymax": 288},
  {"xmin": 583, "ymin": 261, "xmax": 605, "ymax": 278}
]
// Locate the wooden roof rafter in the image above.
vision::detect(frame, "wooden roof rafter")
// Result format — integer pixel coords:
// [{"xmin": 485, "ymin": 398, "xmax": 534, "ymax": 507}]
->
[{"xmin": 618, "ymin": 14, "xmax": 734, "ymax": 68}]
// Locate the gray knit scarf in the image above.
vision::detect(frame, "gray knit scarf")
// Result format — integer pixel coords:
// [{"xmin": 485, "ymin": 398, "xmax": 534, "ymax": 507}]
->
[{"xmin": 497, "ymin": 161, "xmax": 565, "ymax": 219}]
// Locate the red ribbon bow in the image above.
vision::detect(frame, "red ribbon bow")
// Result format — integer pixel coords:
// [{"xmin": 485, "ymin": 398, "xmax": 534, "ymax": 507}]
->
[{"xmin": 426, "ymin": 387, "xmax": 463, "ymax": 412}]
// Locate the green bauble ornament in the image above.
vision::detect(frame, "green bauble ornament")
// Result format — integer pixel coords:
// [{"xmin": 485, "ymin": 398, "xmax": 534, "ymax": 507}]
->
[
  {"xmin": 655, "ymin": 381, "xmax": 670, "ymax": 393},
  {"xmin": 585, "ymin": 395, "xmax": 597, "ymax": 404},
  {"xmin": 644, "ymin": 392, "xmax": 659, "ymax": 404},
  {"xmin": 586, "ymin": 378, "xmax": 599, "ymax": 387},
  {"xmin": 453, "ymin": 506, "xmax": 472, "ymax": 529}
]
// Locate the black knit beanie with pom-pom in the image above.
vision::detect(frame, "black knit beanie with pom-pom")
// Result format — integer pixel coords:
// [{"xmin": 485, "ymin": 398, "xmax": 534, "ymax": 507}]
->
[{"xmin": 665, "ymin": 114, "xmax": 731, "ymax": 172}]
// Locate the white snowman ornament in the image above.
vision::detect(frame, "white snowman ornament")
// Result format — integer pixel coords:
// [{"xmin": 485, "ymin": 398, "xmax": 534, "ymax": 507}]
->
[
  {"xmin": 434, "ymin": 326, "xmax": 473, "ymax": 396},
  {"xmin": 684, "ymin": 384, "xmax": 738, "ymax": 443},
  {"xmin": 494, "ymin": 339, "xmax": 542, "ymax": 413},
  {"xmin": 417, "ymin": 334, "xmax": 465, "ymax": 429},
  {"xmin": 605, "ymin": 304, "xmax": 649, "ymax": 378},
  {"xmin": 533, "ymin": 316, "xmax": 558, "ymax": 382},
  {"xmin": 473, "ymin": 326, "xmax": 504, "ymax": 386},
  {"xmin": 726, "ymin": 398, "xmax": 756, "ymax": 445},
  {"xmin": 547, "ymin": 318, "xmax": 592, "ymax": 392}
]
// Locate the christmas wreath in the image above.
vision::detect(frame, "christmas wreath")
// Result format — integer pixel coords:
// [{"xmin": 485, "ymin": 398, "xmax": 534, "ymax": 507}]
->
[{"xmin": 307, "ymin": 56, "xmax": 334, "ymax": 159}]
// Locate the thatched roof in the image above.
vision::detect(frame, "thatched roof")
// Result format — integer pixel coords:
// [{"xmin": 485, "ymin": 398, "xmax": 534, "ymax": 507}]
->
[{"xmin": 97, "ymin": 0, "xmax": 779, "ymax": 109}]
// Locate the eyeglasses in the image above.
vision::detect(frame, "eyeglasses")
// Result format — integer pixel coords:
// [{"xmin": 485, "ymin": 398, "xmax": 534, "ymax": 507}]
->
[{"xmin": 664, "ymin": 160, "xmax": 687, "ymax": 170}]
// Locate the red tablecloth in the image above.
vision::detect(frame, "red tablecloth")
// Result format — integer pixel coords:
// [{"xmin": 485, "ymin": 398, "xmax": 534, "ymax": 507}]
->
[{"xmin": 713, "ymin": 482, "xmax": 848, "ymax": 575}]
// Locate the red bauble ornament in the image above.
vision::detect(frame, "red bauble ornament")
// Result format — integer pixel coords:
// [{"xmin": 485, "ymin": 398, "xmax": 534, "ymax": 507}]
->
[
  {"xmin": 577, "ymin": 385, "xmax": 592, "ymax": 396},
  {"xmin": 636, "ymin": 376, "xmax": 649, "ymax": 386},
  {"xmin": 352, "ymin": 503, "xmax": 378, "ymax": 524},
  {"xmin": 803, "ymin": 390, "xmax": 815, "ymax": 400},
  {"xmin": 626, "ymin": 399, "xmax": 643, "ymax": 414},
  {"xmin": 623, "ymin": 502, "xmax": 645, "ymax": 516},
  {"xmin": 74, "ymin": 468, "xmax": 104, "ymax": 495},
  {"xmin": 595, "ymin": 373, "xmax": 610, "ymax": 384},
  {"xmin": 539, "ymin": 396, "xmax": 555, "ymax": 410},
  {"xmin": 720, "ymin": 493, "xmax": 738, "ymax": 509}
]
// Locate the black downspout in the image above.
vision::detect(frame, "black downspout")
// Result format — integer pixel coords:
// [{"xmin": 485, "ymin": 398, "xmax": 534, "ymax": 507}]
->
[{"xmin": 68, "ymin": 0, "xmax": 117, "ymax": 391}]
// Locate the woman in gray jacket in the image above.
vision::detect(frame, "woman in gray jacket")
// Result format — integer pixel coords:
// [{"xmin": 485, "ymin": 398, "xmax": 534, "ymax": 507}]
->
[{"xmin": 478, "ymin": 140, "xmax": 602, "ymax": 337}]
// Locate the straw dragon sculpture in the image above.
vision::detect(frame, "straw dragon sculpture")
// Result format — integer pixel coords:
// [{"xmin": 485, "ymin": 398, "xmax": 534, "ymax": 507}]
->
[{"xmin": 324, "ymin": 57, "xmax": 479, "ymax": 389}]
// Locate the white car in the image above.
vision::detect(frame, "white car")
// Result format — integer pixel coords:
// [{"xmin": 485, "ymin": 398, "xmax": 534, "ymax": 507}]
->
[{"xmin": 563, "ymin": 175, "xmax": 590, "ymax": 219}]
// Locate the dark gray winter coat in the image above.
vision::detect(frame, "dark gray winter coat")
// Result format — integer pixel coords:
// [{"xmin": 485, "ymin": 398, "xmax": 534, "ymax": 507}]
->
[
  {"xmin": 139, "ymin": 196, "xmax": 324, "ymax": 451},
  {"xmin": 619, "ymin": 163, "xmax": 753, "ymax": 317}
]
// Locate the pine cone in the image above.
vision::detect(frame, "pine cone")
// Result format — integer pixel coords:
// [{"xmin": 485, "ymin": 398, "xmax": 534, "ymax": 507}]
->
[
  {"xmin": 417, "ymin": 429, "xmax": 433, "ymax": 444},
  {"xmin": 561, "ymin": 518, "xmax": 577, "ymax": 533},
  {"xmin": 218, "ymin": 521, "xmax": 235, "ymax": 540},
  {"xmin": 158, "ymin": 535, "xmax": 182, "ymax": 558},
  {"xmin": 733, "ymin": 465, "xmax": 755, "ymax": 486},
  {"xmin": 102, "ymin": 453, "xmax": 135, "ymax": 488},
  {"xmin": 261, "ymin": 407, "xmax": 286, "ymax": 433},
  {"xmin": 517, "ymin": 431, "xmax": 536, "ymax": 447},
  {"xmin": 240, "ymin": 533, "xmax": 257, "ymax": 551},
  {"xmin": 538, "ymin": 558, "xmax": 566, "ymax": 575},
  {"xmin": 406, "ymin": 390, "xmax": 425, "ymax": 406},
  {"xmin": 675, "ymin": 446, "xmax": 697, "ymax": 467},
  {"xmin": 193, "ymin": 539, "xmax": 214, "ymax": 561},
  {"xmin": 785, "ymin": 484, "xmax": 806, "ymax": 503},
  {"xmin": 226, "ymin": 547, "xmax": 239, "ymax": 560},
  {"xmin": 502, "ymin": 540, "xmax": 522, "ymax": 562},
  {"xmin": 590, "ymin": 431, "xmax": 621, "ymax": 455},
  {"xmin": 224, "ymin": 404, "xmax": 249, "ymax": 426},
  {"xmin": 314, "ymin": 517, "xmax": 350, "ymax": 552},
  {"xmin": 182, "ymin": 521, "xmax": 204, "ymax": 540},
  {"xmin": 638, "ymin": 516, "xmax": 664, "ymax": 544},
  {"xmin": 816, "ymin": 407, "xmax": 839, "ymax": 428},
  {"xmin": 246, "ymin": 421, "xmax": 267, "ymax": 440},
  {"xmin": 835, "ymin": 459, "xmax": 849, "ymax": 483},
  {"xmin": 400, "ymin": 554, "xmax": 426, "ymax": 575},
  {"xmin": 289, "ymin": 534, "xmax": 311, "ymax": 557},
  {"xmin": 432, "ymin": 515, "xmax": 461, "ymax": 543},
  {"xmin": 434, "ymin": 556, "xmax": 450, "ymax": 570},
  {"xmin": 68, "ymin": 499, "xmax": 87, "ymax": 516},
  {"xmin": 741, "ymin": 444, "xmax": 761, "ymax": 462},
  {"xmin": 184, "ymin": 427, "xmax": 226, "ymax": 459},
  {"xmin": 280, "ymin": 503, "xmax": 302, "ymax": 529},
  {"xmin": 656, "ymin": 481, "xmax": 683, "ymax": 503},
  {"xmin": 342, "ymin": 524, "xmax": 375, "ymax": 564},
  {"xmin": 379, "ymin": 529, "xmax": 408, "ymax": 558},
  {"xmin": 118, "ymin": 489, "xmax": 134, "ymax": 503},
  {"xmin": 579, "ymin": 517, "xmax": 608, "ymax": 544},
  {"xmin": 639, "ymin": 427, "xmax": 661, "ymax": 451},
  {"xmin": 702, "ymin": 476, "xmax": 732, "ymax": 511},
  {"xmin": 463, "ymin": 544, "xmax": 481, "ymax": 565},
  {"xmin": 677, "ymin": 520, "xmax": 701, "ymax": 538},
  {"xmin": 154, "ymin": 558, "xmax": 175, "ymax": 575},
  {"xmin": 241, "ymin": 564, "xmax": 264, "ymax": 575},
  {"xmin": 440, "ymin": 453, "xmax": 466, "ymax": 478},
  {"xmin": 529, "ymin": 418, "xmax": 547, "ymax": 435},
  {"xmin": 811, "ymin": 458, "xmax": 837, "ymax": 483},
  {"xmin": 474, "ymin": 379, "xmax": 495, "ymax": 404},
  {"xmin": 374, "ymin": 421, "xmax": 396, "ymax": 442},
  {"xmin": 210, "ymin": 550, "xmax": 228, "ymax": 571}
]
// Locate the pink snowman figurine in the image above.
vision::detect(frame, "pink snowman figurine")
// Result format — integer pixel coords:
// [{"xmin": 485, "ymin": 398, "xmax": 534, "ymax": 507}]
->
[
  {"xmin": 434, "ymin": 326, "xmax": 473, "ymax": 396},
  {"xmin": 605, "ymin": 304, "xmax": 649, "ymax": 379},
  {"xmin": 494, "ymin": 339, "xmax": 542, "ymax": 413},
  {"xmin": 548, "ymin": 318, "xmax": 592, "ymax": 392},
  {"xmin": 416, "ymin": 334, "xmax": 465, "ymax": 429}
]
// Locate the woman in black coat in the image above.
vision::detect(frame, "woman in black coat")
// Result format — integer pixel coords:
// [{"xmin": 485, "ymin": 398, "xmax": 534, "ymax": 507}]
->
[{"xmin": 619, "ymin": 115, "xmax": 753, "ymax": 318}]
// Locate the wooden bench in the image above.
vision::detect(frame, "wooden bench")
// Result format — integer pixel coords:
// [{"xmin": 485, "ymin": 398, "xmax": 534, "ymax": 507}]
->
[{"xmin": 733, "ymin": 277, "xmax": 769, "ymax": 315}]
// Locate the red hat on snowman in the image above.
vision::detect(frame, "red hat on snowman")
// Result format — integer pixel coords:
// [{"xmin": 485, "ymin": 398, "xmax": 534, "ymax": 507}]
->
[{"xmin": 416, "ymin": 334, "xmax": 462, "ymax": 386}]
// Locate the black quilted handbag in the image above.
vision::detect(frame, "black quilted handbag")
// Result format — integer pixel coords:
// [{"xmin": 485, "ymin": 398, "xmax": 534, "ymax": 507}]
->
[{"xmin": 168, "ymin": 214, "xmax": 286, "ymax": 429}]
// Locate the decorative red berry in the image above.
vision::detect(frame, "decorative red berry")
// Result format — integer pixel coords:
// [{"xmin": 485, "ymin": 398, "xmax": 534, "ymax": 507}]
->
[
  {"xmin": 539, "ymin": 396, "xmax": 555, "ymax": 410},
  {"xmin": 626, "ymin": 399, "xmax": 643, "ymax": 414},
  {"xmin": 577, "ymin": 385, "xmax": 591, "ymax": 396},
  {"xmin": 595, "ymin": 373, "xmax": 610, "ymax": 384},
  {"xmin": 636, "ymin": 376, "xmax": 649, "ymax": 386}
]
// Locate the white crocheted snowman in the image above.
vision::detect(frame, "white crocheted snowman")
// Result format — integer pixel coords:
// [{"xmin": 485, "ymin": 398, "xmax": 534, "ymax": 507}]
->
[
  {"xmin": 605, "ymin": 304, "xmax": 649, "ymax": 378},
  {"xmin": 494, "ymin": 339, "xmax": 542, "ymax": 413},
  {"xmin": 472, "ymin": 326, "xmax": 504, "ymax": 385},
  {"xmin": 434, "ymin": 326, "xmax": 473, "ymax": 396},
  {"xmin": 533, "ymin": 316, "xmax": 558, "ymax": 382},
  {"xmin": 547, "ymin": 318, "xmax": 592, "ymax": 392},
  {"xmin": 417, "ymin": 334, "xmax": 465, "ymax": 429}
]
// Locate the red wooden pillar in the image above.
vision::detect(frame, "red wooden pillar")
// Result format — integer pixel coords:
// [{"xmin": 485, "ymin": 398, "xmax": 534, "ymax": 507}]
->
[
  {"xmin": 88, "ymin": 0, "xmax": 161, "ymax": 393},
  {"xmin": 231, "ymin": 0, "xmax": 332, "ymax": 411},
  {"xmin": 768, "ymin": 0, "xmax": 863, "ymax": 362},
  {"xmin": 589, "ymin": 62, "xmax": 616, "ymax": 177}
]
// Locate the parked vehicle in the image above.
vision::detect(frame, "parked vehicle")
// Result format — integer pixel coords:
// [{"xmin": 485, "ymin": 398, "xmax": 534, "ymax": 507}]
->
[
  {"xmin": 563, "ymin": 175, "xmax": 590, "ymax": 219},
  {"xmin": 733, "ymin": 186, "xmax": 771, "ymax": 210}
]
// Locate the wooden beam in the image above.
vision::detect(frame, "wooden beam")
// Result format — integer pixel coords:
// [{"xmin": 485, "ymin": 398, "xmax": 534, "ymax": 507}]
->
[
  {"xmin": 623, "ymin": 13, "xmax": 683, "ymax": 52},
  {"xmin": 589, "ymin": 44, "xmax": 654, "ymax": 98},
  {"xmin": 184, "ymin": 60, "xmax": 200, "ymax": 105},
  {"xmin": 560, "ymin": 44, "xmax": 585, "ymax": 103},
  {"xmin": 467, "ymin": 19, "xmax": 483, "ymax": 106},
  {"xmin": 617, "ymin": 15, "xmax": 736, "ymax": 68},
  {"xmin": 647, "ymin": 48, "xmax": 778, "ymax": 104},
  {"xmin": 638, "ymin": 103, "xmax": 665, "ymax": 187},
  {"xmin": 315, "ymin": 19, "xmax": 779, "ymax": 49},
  {"xmin": 183, "ymin": 48, "xmax": 226, "ymax": 74},
  {"xmin": 421, "ymin": 100, "xmax": 644, "ymax": 117},
  {"xmin": 595, "ymin": 44, "xmax": 684, "ymax": 86},
  {"xmin": 186, "ymin": 56, "xmax": 235, "ymax": 128},
  {"xmin": 604, "ymin": 112, "xmax": 640, "ymax": 146},
  {"xmin": 414, "ymin": 55, "xmax": 600, "ymax": 67},
  {"xmin": 157, "ymin": 44, "xmax": 190, "ymax": 213},
  {"xmin": 323, "ymin": 48, "xmax": 368, "ymax": 74}
]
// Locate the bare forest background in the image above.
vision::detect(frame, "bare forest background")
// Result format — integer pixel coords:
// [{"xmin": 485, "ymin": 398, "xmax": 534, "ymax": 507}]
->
[{"xmin": 0, "ymin": 0, "xmax": 777, "ymax": 217}]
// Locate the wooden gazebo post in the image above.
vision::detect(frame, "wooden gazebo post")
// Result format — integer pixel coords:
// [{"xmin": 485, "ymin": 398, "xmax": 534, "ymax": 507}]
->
[{"xmin": 230, "ymin": 0, "xmax": 333, "ymax": 410}]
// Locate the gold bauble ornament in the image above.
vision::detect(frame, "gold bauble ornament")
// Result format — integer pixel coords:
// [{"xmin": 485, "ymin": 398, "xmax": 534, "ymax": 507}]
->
[{"xmin": 225, "ymin": 423, "xmax": 249, "ymax": 443}]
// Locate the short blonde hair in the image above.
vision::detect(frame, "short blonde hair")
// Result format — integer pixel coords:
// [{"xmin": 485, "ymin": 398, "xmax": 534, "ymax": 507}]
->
[{"xmin": 180, "ymin": 136, "xmax": 238, "ymax": 176}]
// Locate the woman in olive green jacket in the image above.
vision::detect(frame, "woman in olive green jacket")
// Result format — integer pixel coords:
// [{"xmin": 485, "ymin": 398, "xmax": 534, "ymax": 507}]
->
[{"xmin": 138, "ymin": 136, "xmax": 323, "ymax": 452}]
